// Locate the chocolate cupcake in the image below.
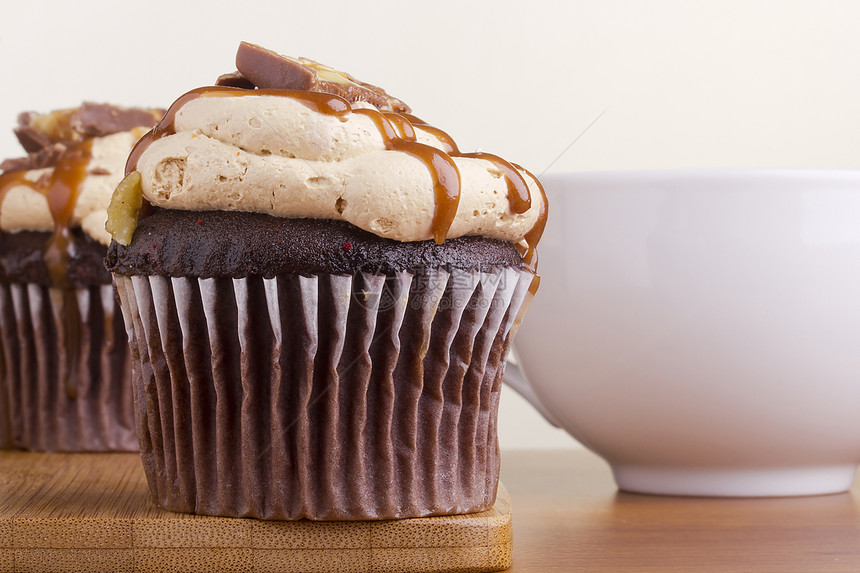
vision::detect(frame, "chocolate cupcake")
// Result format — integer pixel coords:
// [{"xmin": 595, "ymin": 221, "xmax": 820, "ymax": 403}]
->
[
  {"xmin": 0, "ymin": 103, "xmax": 162, "ymax": 451},
  {"xmin": 105, "ymin": 43, "xmax": 547, "ymax": 520}
]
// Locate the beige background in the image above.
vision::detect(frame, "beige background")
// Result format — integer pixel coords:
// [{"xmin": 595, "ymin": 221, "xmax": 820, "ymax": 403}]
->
[{"xmin": 2, "ymin": 0, "xmax": 859, "ymax": 449}]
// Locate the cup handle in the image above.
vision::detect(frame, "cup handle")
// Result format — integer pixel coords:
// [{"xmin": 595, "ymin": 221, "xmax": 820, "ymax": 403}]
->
[{"xmin": 503, "ymin": 347, "xmax": 563, "ymax": 428}]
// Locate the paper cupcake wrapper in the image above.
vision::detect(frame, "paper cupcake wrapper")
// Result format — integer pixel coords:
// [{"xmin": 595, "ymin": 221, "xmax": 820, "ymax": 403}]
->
[
  {"xmin": 0, "ymin": 283, "xmax": 136, "ymax": 451},
  {"xmin": 113, "ymin": 266, "xmax": 532, "ymax": 520}
]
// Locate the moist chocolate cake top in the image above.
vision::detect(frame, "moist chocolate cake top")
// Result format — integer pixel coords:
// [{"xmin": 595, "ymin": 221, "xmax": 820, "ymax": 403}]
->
[
  {"xmin": 0, "ymin": 229, "xmax": 112, "ymax": 286},
  {"xmin": 104, "ymin": 209, "xmax": 523, "ymax": 278}
]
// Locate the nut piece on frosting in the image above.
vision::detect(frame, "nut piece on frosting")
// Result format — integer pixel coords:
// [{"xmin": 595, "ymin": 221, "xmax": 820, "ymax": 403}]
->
[{"xmin": 105, "ymin": 171, "xmax": 143, "ymax": 246}]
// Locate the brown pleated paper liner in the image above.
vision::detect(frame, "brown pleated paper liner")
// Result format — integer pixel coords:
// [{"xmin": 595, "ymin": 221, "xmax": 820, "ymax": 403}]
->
[
  {"xmin": 0, "ymin": 283, "xmax": 135, "ymax": 451},
  {"xmin": 113, "ymin": 266, "xmax": 532, "ymax": 521}
]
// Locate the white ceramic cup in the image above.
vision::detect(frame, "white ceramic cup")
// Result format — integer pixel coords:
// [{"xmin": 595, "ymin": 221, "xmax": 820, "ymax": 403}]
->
[{"xmin": 507, "ymin": 169, "xmax": 860, "ymax": 496}]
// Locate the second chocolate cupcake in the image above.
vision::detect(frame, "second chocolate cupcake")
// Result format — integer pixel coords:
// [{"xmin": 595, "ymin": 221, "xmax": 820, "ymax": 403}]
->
[{"xmin": 0, "ymin": 103, "xmax": 162, "ymax": 451}]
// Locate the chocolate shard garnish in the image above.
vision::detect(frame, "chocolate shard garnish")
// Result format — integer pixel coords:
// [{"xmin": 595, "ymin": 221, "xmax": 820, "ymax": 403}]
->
[
  {"xmin": 0, "ymin": 142, "xmax": 66, "ymax": 172},
  {"xmin": 29, "ymin": 143, "xmax": 67, "ymax": 170},
  {"xmin": 14, "ymin": 112, "xmax": 51, "ymax": 153},
  {"xmin": 235, "ymin": 42, "xmax": 410, "ymax": 113},
  {"xmin": 13, "ymin": 126, "xmax": 50, "ymax": 153},
  {"xmin": 2, "ymin": 104, "xmax": 165, "ymax": 173},
  {"xmin": 13, "ymin": 104, "xmax": 163, "ymax": 150},
  {"xmin": 215, "ymin": 71, "xmax": 257, "ymax": 89},
  {"xmin": 0, "ymin": 156, "xmax": 31, "ymax": 173},
  {"xmin": 71, "ymin": 103, "xmax": 163, "ymax": 138}
]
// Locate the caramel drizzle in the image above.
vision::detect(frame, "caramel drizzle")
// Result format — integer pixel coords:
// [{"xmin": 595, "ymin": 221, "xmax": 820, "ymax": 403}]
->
[
  {"xmin": 401, "ymin": 113, "xmax": 543, "ymax": 273},
  {"xmin": 354, "ymin": 108, "xmax": 460, "ymax": 244},
  {"xmin": 402, "ymin": 113, "xmax": 532, "ymax": 215},
  {"xmin": 124, "ymin": 86, "xmax": 545, "ymax": 262},
  {"xmin": 460, "ymin": 152, "xmax": 531, "ymax": 214},
  {"xmin": 512, "ymin": 163, "xmax": 547, "ymax": 275},
  {"xmin": 0, "ymin": 141, "xmax": 95, "ymax": 284},
  {"xmin": 400, "ymin": 114, "xmax": 458, "ymax": 154},
  {"xmin": 44, "ymin": 140, "xmax": 95, "ymax": 287},
  {"xmin": 0, "ymin": 171, "xmax": 30, "ymax": 215},
  {"xmin": 0, "ymin": 140, "xmax": 95, "ymax": 398}
]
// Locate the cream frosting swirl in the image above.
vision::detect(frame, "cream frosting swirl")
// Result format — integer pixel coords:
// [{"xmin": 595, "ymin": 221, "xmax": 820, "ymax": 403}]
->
[
  {"xmin": 0, "ymin": 130, "xmax": 146, "ymax": 245},
  {"xmin": 133, "ymin": 92, "xmax": 545, "ymax": 245}
]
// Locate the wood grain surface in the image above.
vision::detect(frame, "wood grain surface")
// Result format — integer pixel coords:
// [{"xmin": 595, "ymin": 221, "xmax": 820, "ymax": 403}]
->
[
  {"xmin": 501, "ymin": 449, "xmax": 860, "ymax": 572},
  {"xmin": 5, "ymin": 449, "xmax": 858, "ymax": 572},
  {"xmin": 0, "ymin": 452, "xmax": 512, "ymax": 573}
]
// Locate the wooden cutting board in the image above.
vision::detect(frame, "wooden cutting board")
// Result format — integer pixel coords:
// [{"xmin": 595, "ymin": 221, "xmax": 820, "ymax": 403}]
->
[{"xmin": 0, "ymin": 452, "xmax": 512, "ymax": 573}]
